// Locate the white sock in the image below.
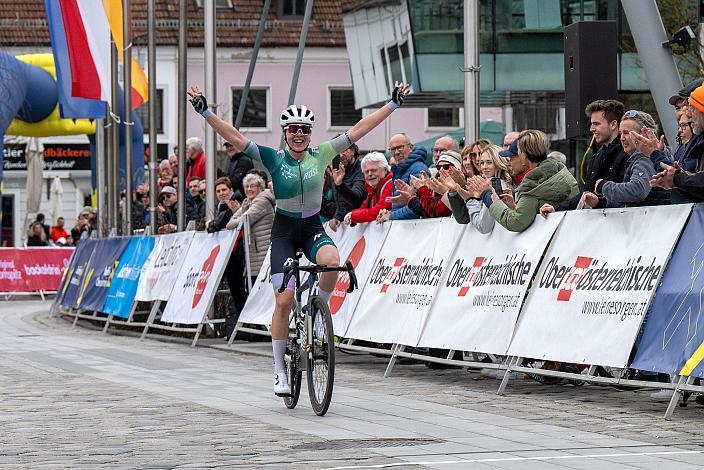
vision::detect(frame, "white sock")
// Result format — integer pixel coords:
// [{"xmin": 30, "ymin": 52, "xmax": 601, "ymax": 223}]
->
[
  {"xmin": 272, "ymin": 339, "xmax": 287, "ymax": 374},
  {"xmin": 318, "ymin": 287, "xmax": 333, "ymax": 304}
]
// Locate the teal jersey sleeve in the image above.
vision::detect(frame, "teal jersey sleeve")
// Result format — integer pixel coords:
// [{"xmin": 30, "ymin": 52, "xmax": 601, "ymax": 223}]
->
[
  {"xmin": 242, "ymin": 140, "xmax": 281, "ymax": 174},
  {"xmin": 312, "ymin": 140, "xmax": 338, "ymax": 169}
]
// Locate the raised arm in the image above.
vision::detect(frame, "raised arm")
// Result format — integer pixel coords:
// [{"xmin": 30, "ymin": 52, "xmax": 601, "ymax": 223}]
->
[
  {"xmin": 187, "ymin": 84, "xmax": 249, "ymax": 152},
  {"xmin": 346, "ymin": 82, "xmax": 411, "ymax": 143}
]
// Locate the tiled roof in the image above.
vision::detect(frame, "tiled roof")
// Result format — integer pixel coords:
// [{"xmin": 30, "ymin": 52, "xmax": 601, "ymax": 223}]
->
[
  {"xmin": 0, "ymin": 0, "xmax": 346, "ymax": 48},
  {"xmin": 340, "ymin": 0, "xmax": 401, "ymax": 14}
]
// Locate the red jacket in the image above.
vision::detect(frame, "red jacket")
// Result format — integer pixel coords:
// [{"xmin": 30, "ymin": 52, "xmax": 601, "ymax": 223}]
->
[
  {"xmin": 187, "ymin": 150, "xmax": 206, "ymax": 183},
  {"xmin": 350, "ymin": 172, "xmax": 394, "ymax": 224},
  {"xmin": 50, "ymin": 226, "xmax": 67, "ymax": 242},
  {"xmin": 415, "ymin": 185, "xmax": 452, "ymax": 218}
]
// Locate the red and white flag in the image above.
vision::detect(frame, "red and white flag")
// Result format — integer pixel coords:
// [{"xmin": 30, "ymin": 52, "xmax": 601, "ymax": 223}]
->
[{"xmin": 59, "ymin": 0, "xmax": 111, "ymax": 102}]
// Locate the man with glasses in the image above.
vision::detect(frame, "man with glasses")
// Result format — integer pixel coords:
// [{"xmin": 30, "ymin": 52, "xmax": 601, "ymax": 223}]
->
[
  {"xmin": 188, "ymin": 81, "xmax": 411, "ymax": 396},
  {"xmin": 431, "ymin": 136, "xmax": 458, "ymax": 169},
  {"xmin": 377, "ymin": 133, "xmax": 429, "ymax": 221},
  {"xmin": 156, "ymin": 186, "xmax": 178, "ymax": 234},
  {"xmin": 396, "ymin": 150, "xmax": 461, "ymax": 219},
  {"xmin": 652, "ymin": 83, "xmax": 704, "ymax": 202},
  {"xmin": 186, "ymin": 177, "xmax": 205, "ymax": 225}
]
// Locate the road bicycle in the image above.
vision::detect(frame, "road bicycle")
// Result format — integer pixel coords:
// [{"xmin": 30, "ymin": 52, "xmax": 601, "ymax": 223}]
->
[{"xmin": 277, "ymin": 255, "xmax": 357, "ymax": 416}]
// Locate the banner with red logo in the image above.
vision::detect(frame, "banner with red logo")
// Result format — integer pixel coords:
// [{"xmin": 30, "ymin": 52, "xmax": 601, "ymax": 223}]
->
[
  {"xmin": 161, "ymin": 229, "xmax": 237, "ymax": 324},
  {"xmin": 418, "ymin": 214, "xmax": 564, "ymax": 355},
  {"xmin": 0, "ymin": 248, "xmax": 74, "ymax": 292},
  {"xmin": 507, "ymin": 205, "xmax": 691, "ymax": 368},
  {"xmin": 238, "ymin": 223, "xmax": 390, "ymax": 335},
  {"xmin": 135, "ymin": 231, "xmax": 196, "ymax": 302},
  {"xmin": 345, "ymin": 218, "xmax": 464, "ymax": 345},
  {"xmin": 329, "ymin": 223, "xmax": 390, "ymax": 335}
]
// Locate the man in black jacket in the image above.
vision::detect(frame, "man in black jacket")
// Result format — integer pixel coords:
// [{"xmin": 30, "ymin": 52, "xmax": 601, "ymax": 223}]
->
[
  {"xmin": 224, "ymin": 141, "xmax": 253, "ymax": 201},
  {"xmin": 541, "ymin": 99, "xmax": 628, "ymax": 216},
  {"xmin": 186, "ymin": 177, "xmax": 206, "ymax": 224},
  {"xmin": 329, "ymin": 143, "xmax": 366, "ymax": 231}
]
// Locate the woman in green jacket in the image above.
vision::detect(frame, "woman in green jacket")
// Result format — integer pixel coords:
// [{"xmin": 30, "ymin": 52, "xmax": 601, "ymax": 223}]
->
[{"xmin": 481, "ymin": 129, "xmax": 579, "ymax": 232}]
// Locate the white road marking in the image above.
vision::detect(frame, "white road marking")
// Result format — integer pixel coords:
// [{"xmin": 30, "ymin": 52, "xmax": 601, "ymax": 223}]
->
[{"xmin": 322, "ymin": 449, "xmax": 704, "ymax": 469}]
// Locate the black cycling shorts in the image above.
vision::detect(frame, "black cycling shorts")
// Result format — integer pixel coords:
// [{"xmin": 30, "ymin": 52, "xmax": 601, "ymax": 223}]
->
[{"xmin": 269, "ymin": 212, "xmax": 336, "ymax": 278}]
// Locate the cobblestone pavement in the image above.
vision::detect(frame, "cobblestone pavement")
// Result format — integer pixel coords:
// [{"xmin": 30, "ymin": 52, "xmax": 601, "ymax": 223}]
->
[{"xmin": 1, "ymin": 300, "xmax": 704, "ymax": 469}]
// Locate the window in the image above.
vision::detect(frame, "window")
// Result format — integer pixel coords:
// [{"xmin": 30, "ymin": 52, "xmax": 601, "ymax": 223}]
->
[
  {"xmin": 195, "ymin": 0, "xmax": 233, "ymax": 8},
  {"xmin": 427, "ymin": 107, "xmax": 460, "ymax": 129},
  {"xmin": 278, "ymin": 0, "xmax": 306, "ymax": 17},
  {"xmin": 329, "ymin": 88, "xmax": 362, "ymax": 128},
  {"xmin": 231, "ymin": 87, "xmax": 268, "ymax": 129},
  {"xmin": 135, "ymin": 89, "xmax": 164, "ymax": 134}
]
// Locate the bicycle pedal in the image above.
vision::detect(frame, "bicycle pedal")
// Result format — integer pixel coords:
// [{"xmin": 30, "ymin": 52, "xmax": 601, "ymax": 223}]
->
[{"xmin": 275, "ymin": 391, "xmax": 292, "ymax": 397}]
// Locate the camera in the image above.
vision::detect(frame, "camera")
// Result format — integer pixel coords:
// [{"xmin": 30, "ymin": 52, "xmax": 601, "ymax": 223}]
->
[{"xmin": 663, "ymin": 26, "xmax": 695, "ymax": 54}]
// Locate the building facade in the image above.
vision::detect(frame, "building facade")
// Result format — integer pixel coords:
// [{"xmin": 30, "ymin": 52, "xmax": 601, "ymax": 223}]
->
[{"xmin": 1, "ymin": 0, "xmax": 663, "ymax": 246}]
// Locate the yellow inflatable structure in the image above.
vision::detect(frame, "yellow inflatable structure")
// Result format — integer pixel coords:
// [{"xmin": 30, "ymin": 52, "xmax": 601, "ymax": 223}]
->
[{"xmin": 6, "ymin": 54, "xmax": 96, "ymax": 137}]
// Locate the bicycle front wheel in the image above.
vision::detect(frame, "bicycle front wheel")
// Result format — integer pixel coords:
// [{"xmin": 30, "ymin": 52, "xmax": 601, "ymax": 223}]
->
[{"xmin": 306, "ymin": 297, "xmax": 335, "ymax": 416}]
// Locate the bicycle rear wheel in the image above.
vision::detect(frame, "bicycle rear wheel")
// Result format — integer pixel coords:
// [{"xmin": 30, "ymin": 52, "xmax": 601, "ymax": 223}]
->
[
  {"xmin": 306, "ymin": 297, "xmax": 335, "ymax": 416},
  {"xmin": 283, "ymin": 339, "xmax": 302, "ymax": 409}
]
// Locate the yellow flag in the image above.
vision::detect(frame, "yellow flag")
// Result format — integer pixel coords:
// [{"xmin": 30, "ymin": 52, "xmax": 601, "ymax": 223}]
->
[{"xmin": 102, "ymin": 0, "xmax": 149, "ymax": 107}]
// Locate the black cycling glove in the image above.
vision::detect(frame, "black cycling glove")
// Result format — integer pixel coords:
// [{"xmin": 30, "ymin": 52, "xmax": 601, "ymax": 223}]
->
[
  {"xmin": 391, "ymin": 86, "xmax": 406, "ymax": 107},
  {"xmin": 191, "ymin": 94, "xmax": 209, "ymax": 115}
]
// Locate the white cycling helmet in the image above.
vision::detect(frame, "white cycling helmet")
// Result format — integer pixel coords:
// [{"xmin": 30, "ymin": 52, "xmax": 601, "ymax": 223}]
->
[{"xmin": 280, "ymin": 104, "xmax": 315, "ymax": 128}]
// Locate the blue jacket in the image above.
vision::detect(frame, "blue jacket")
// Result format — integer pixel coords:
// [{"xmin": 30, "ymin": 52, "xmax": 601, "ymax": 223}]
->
[{"xmin": 390, "ymin": 147, "xmax": 429, "ymax": 220}]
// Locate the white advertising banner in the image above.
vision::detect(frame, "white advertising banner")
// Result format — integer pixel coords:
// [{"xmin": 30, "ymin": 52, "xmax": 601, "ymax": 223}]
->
[
  {"xmin": 238, "ymin": 222, "xmax": 389, "ymax": 335},
  {"xmin": 328, "ymin": 223, "xmax": 390, "ymax": 335},
  {"xmin": 418, "ymin": 213, "xmax": 564, "ymax": 354},
  {"xmin": 239, "ymin": 248, "xmax": 275, "ymax": 326},
  {"xmin": 345, "ymin": 218, "xmax": 464, "ymax": 345},
  {"xmin": 507, "ymin": 205, "xmax": 691, "ymax": 368},
  {"xmin": 135, "ymin": 231, "xmax": 195, "ymax": 302},
  {"xmin": 161, "ymin": 230, "xmax": 237, "ymax": 324}
]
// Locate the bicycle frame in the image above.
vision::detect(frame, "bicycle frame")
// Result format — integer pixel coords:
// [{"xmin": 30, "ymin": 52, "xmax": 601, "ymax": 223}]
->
[
  {"xmin": 290, "ymin": 269, "xmax": 321, "ymax": 371},
  {"xmin": 281, "ymin": 259, "xmax": 357, "ymax": 371}
]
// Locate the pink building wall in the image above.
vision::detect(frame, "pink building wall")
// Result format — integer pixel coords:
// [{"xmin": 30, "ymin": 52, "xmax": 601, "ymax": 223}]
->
[{"xmin": 186, "ymin": 59, "xmax": 457, "ymax": 153}]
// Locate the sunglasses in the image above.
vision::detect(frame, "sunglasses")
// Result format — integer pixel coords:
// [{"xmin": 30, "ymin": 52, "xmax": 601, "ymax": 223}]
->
[
  {"xmin": 623, "ymin": 109, "xmax": 640, "ymax": 118},
  {"xmin": 437, "ymin": 164, "xmax": 453, "ymax": 170},
  {"xmin": 287, "ymin": 124, "xmax": 311, "ymax": 136}
]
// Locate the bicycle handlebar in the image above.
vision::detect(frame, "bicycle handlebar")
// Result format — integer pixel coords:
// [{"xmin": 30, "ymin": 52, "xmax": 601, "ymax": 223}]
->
[
  {"xmin": 345, "ymin": 260, "xmax": 358, "ymax": 294},
  {"xmin": 277, "ymin": 260, "xmax": 358, "ymax": 294}
]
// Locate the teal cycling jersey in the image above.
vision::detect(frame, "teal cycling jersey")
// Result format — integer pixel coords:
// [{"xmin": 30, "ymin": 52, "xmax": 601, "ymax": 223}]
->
[{"xmin": 243, "ymin": 134, "xmax": 352, "ymax": 218}]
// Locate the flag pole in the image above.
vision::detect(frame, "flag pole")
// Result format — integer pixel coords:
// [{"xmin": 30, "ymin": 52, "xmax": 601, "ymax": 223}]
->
[
  {"xmin": 177, "ymin": 0, "xmax": 187, "ymax": 231},
  {"xmin": 204, "ymin": 0, "xmax": 217, "ymax": 222},
  {"xmin": 111, "ymin": 40, "xmax": 120, "ymax": 234},
  {"xmin": 148, "ymin": 0, "xmax": 158, "ymax": 235},
  {"xmin": 123, "ymin": 0, "xmax": 133, "ymax": 234},
  {"xmin": 96, "ymin": 111, "xmax": 106, "ymax": 238}
]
